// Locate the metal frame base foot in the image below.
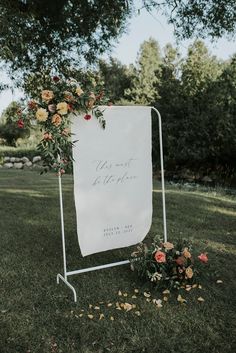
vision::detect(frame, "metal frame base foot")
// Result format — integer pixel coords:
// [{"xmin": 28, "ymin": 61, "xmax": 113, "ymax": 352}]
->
[{"xmin": 57, "ymin": 273, "xmax": 77, "ymax": 302}]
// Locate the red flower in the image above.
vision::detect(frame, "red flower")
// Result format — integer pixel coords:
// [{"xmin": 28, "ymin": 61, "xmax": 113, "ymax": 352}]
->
[
  {"xmin": 84, "ymin": 114, "xmax": 92, "ymax": 120},
  {"xmin": 17, "ymin": 119, "xmax": 24, "ymax": 129},
  {"xmin": 198, "ymin": 253, "xmax": 208, "ymax": 263},
  {"xmin": 53, "ymin": 76, "xmax": 60, "ymax": 82},
  {"xmin": 154, "ymin": 251, "xmax": 166, "ymax": 263},
  {"xmin": 67, "ymin": 104, "xmax": 74, "ymax": 112}
]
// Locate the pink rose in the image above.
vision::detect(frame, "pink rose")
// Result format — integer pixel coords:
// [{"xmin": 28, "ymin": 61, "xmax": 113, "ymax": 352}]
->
[
  {"xmin": 198, "ymin": 253, "xmax": 208, "ymax": 263},
  {"xmin": 48, "ymin": 104, "xmax": 56, "ymax": 113},
  {"xmin": 154, "ymin": 251, "xmax": 166, "ymax": 263},
  {"xmin": 176, "ymin": 256, "xmax": 185, "ymax": 266}
]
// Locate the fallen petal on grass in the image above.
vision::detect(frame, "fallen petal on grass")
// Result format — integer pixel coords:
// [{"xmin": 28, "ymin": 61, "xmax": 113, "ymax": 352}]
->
[
  {"xmin": 216, "ymin": 280, "xmax": 223, "ymax": 284},
  {"xmin": 177, "ymin": 294, "xmax": 187, "ymax": 304},
  {"xmin": 162, "ymin": 289, "xmax": 170, "ymax": 294},
  {"xmin": 123, "ymin": 303, "xmax": 133, "ymax": 311},
  {"xmin": 88, "ymin": 314, "xmax": 94, "ymax": 319},
  {"xmin": 197, "ymin": 297, "xmax": 205, "ymax": 302},
  {"xmin": 135, "ymin": 311, "xmax": 141, "ymax": 316},
  {"xmin": 143, "ymin": 292, "xmax": 151, "ymax": 298}
]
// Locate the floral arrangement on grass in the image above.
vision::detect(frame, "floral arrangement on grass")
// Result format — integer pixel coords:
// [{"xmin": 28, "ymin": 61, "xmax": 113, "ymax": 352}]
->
[
  {"xmin": 16, "ymin": 75, "xmax": 110, "ymax": 173},
  {"xmin": 130, "ymin": 238, "xmax": 208, "ymax": 290}
]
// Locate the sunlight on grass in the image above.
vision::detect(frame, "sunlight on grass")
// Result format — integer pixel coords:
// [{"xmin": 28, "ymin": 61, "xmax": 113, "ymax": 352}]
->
[
  {"xmin": 2, "ymin": 188, "xmax": 49, "ymax": 198},
  {"xmin": 206, "ymin": 206, "xmax": 236, "ymax": 217},
  {"xmin": 205, "ymin": 240, "xmax": 236, "ymax": 255}
]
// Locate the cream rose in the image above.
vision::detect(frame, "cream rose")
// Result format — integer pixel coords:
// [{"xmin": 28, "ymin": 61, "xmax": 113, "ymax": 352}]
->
[
  {"xmin": 86, "ymin": 93, "xmax": 96, "ymax": 109},
  {"xmin": 57, "ymin": 102, "xmax": 68, "ymax": 115},
  {"xmin": 185, "ymin": 267, "xmax": 193, "ymax": 279},
  {"xmin": 76, "ymin": 87, "xmax": 84, "ymax": 96},
  {"xmin": 36, "ymin": 108, "xmax": 48, "ymax": 122},
  {"xmin": 163, "ymin": 242, "xmax": 174, "ymax": 250},
  {"xmin": 41, "ymin": 90, "xmax": 54, "ymax": 102}
]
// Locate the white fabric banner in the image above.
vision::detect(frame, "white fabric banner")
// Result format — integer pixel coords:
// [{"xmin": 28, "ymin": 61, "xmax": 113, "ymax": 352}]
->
[{"xmin": 71, "ymin": 106, "xmax": 153, "ymax": 256}]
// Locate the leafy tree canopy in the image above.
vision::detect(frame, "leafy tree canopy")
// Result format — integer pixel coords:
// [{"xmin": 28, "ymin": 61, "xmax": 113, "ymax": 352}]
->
[{"xmin": 0, "ymin": 0, "xmax": 235, "ymax": 79}]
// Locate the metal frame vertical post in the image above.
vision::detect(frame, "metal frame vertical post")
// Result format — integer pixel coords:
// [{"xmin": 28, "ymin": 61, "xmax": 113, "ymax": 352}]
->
[{"xmin": 151, "ymin": 107, "xmax": 167, "ymax": 242}]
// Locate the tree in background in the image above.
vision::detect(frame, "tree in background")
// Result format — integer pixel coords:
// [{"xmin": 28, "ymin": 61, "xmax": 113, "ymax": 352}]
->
[
  {"xmin": 153, "ymin": 43, "xmax": 182, "ymax": 167},
  {"xmin": 126, "ymin": 38, "xmax": 162, "ymax": 104},
  {"xmin": 203, "ymin": 55, "xmax": 236, "ymax": 171},
  {"xmin": 171, "ymin": 40, "xmax": 223, "ymax": 165},
  {"xmin": 0, "ymin": 101, "xmax": 30, "ymax": 146},
  {"xmin": 98, "ymin": 58, "xmax": 132, "ymax": 103}
]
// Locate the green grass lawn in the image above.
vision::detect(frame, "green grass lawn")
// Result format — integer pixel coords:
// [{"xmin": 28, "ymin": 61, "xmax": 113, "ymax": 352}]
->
[{"xmin": 0, "ymin": 169, "xmax": 236, "ymax": 353}]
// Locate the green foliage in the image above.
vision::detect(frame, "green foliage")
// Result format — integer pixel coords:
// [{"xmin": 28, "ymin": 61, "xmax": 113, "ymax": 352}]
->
[
  {"xmin": 0, "ymin": 0, "xmax": 131, "ymax": 77},
  {"xmin": 155, "ymin": 41, "xmax": 236, "ymax": 177},
  {"xmin": 97, "ymin": 39, "xmax": 235, "ymax": 180},
  {"xmin": 126, "ymin": 38, "xmax": 162, "ymax": 104},
  {"xmin": 1, "ymin": 1, "xmax": 235, "ymax": 81},
  {"xmin": 164, "ymin": 0, "xmax": 236, "ymax": 40},
  {"xmin": 98, "ymin": 58, "xmax": 132, "ymax": 103}
]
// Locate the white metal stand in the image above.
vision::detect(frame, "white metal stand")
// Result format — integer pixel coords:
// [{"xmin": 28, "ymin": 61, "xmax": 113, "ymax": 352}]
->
[{"xmin": 56, "ymin": 107, "xmax": 167, "ymax": 302}]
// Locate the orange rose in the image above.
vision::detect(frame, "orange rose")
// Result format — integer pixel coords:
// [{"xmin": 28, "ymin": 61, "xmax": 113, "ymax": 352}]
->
[
  {"xmin": 154, "ymin": 251, "xmax": 166, "ymax": 263},
  {"xmin": 52, "ymin": 113, "xmax": 62, "ymax": 127},
  {"xmin": 163, "ymin": 242, "xmax": 174, "ymax": 250},
  {"xmin": 183, "ymin": 247, "xmax": 191, "ymax": 258},
  {"xmin": 41, "ymin": 90, "xmax": 54, "ymax": 102}
]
